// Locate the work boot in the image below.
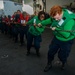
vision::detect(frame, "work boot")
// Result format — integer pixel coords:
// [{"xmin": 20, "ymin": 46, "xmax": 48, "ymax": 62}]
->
[
  {"xmin": 61, "ymin": 63, "xmax": 65, "ymax": 70},
  {"xmin": 36, "ymin": 49, "xmax": 40, "ymax": 57},
  {"xmin": 26, "ymin": 51, "xmax": 30, "ymax": 56},
  {"xmin": 26, "ymin": 49, "xmax": 30, "ymax": 56},
  {"xmin": 44, "ymin": 63, "xmax": 52, "ymax": 72},
  {"xmin": 19, "ymin": 42, "xmax": 24, "ymax": 47},
  {"xmin": 36, "ymin": 52, "xmax": 40, "ymax": 57},
  {"xmin": 14, "ymin": 40, "xmax": 18, "ymax": 43},
  {"xmin": 26, "ymin": 47, "xmax": 31, "ymax": 56}
]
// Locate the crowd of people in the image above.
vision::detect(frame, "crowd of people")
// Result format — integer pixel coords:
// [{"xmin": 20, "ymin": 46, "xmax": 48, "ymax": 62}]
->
[
  {"xmin": 0, "ymin": 5, "xmax": 75, "ymax": 72},
  {"xmin": 0, "ymin": 10, "xmax": 30, "ymax": 45},
  {"xmin": 0, "ymin": 10, "xmax": 49, "ymax": 57}
]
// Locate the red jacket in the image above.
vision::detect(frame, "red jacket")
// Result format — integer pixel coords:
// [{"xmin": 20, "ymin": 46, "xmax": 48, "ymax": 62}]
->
[
  {"xmin": 17, "ymin": 13, "xmax": 23, "ymax": 23},
  {"xmin": 21, "ymin": 15, "xmax": 30, "ymax": 22}
]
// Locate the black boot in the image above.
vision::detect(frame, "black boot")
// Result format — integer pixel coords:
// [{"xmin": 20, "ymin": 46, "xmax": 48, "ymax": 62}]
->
[
  {"xmin": 14, "ymin": 38, "xmax": 18, "ymax": 43},
  {"xmin": 26, "ymin": 51, "xmax": 30, "ymax": 56},
  {"xmin": 36, "ymin": 49, "xmax": 40, "ymax": 57},
  {"xmin": 20, "ymin": 38, "xmax": 24, "ymax": 46},
  {"xmin": 19, "ymin": 42, "xmax": 24, "ymax": 46},
  {"xmin": 44, "ymin": 62, "xmax": 52, "ymax": 72},
  {"xmin": 26, "ymin": 48, "xmax": 30, "ymax": 56},
  {"xmin": 61, "ymin": 63, "xmax": 65, "ymax": 70}
]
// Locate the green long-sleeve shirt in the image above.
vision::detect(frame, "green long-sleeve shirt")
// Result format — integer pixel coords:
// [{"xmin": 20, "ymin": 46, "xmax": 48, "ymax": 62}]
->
[
  {"xmin": 40, "ymin": 9, "xmax": 75, "ymax": 41},
  {"xmin": 27, "ymin": 16, "xmax": 45, "ymax": 36}
]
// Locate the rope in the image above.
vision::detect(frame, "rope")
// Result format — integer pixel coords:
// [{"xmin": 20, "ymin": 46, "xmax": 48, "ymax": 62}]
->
[{"xmin": 45, "ymin": 26, "xmax": 75, "ymax": 32}]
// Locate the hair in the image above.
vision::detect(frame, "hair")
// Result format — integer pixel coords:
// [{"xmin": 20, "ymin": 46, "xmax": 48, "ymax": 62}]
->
[
  {"xmin": 22, "ymin": 12, "xmax": 27, "ymax": 15},
  {"xmin": 38, "ymin": 11, "xmax": 46, "ymax": 20},
  {"xmin": 8, "ymin": 15, "xmax": 11, "ymax": 18},
  {"xmin": 17, "ymin": 10, "xmax": 21, "ymax": 12},
  {"xmin": 50, "ymin": 5, "xmax": 62, "ymax": 17}
]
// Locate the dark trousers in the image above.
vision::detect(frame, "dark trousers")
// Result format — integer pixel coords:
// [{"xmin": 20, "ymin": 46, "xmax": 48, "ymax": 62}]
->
[
  {"xmin": 0, "ymin": 23, "xmax": 5, "ymax": 33},
  {"xmin": 11, "ymin": 24, "xmax": 16, "ymax": 38},
  {"xmin": 8, "ymin": 25, "xmax": 13, "ymax": 38},
  {"xmin": 27, "ymin": 32, "xmax": 42, "ymax": 51},
  {"xmin": 4, "ymin": 24, "xmax": 8, "ymax": 34},
  {"xmin": 48, "ymin": 37, "xmax": 74, "ymax": 64},
  {"xmin": 0, "ymin": 23, "xmax": 1, "ymax": 29},
  {"xmin": 20, "ymin": 25, "xmax": 29, "ymax": 44},
  {"xmin": 13, "ymin": 25, "xmax": 20, "ymax": 42}
]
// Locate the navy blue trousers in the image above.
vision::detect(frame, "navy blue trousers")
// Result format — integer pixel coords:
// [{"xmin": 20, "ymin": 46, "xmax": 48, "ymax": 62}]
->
[
  {"xmin": 48, "ymin": 37, "xmax": 74, "ymax": 64},
  {"xmin": 13, "ymin": 25, "xmax": 20, "ymax": 42},
  {"xmin": 27, "ymin": 32, "xmax": 42, "ymax": 50},
  {"xmin": 0, "ymin": 22, "xmax": 5, "ymax": 33},
  {"xmin": 20, "ymin": 25, "xmax": 29, "ymax": 44}
]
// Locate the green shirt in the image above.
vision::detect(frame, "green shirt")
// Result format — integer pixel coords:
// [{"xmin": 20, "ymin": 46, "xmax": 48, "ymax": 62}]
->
[
  {"xmin": 41, "ymin": 9, "xmax": 75, "ymax": 41},
  {"xmin": 27, "ymin": 16, "xmax": 45, "ymax": 36}
]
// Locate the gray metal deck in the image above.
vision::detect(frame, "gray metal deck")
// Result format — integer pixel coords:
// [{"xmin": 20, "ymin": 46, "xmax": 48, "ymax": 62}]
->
[{"xmin": 0, "ymin": 28, "xmax": 75, "ymax": 75}]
